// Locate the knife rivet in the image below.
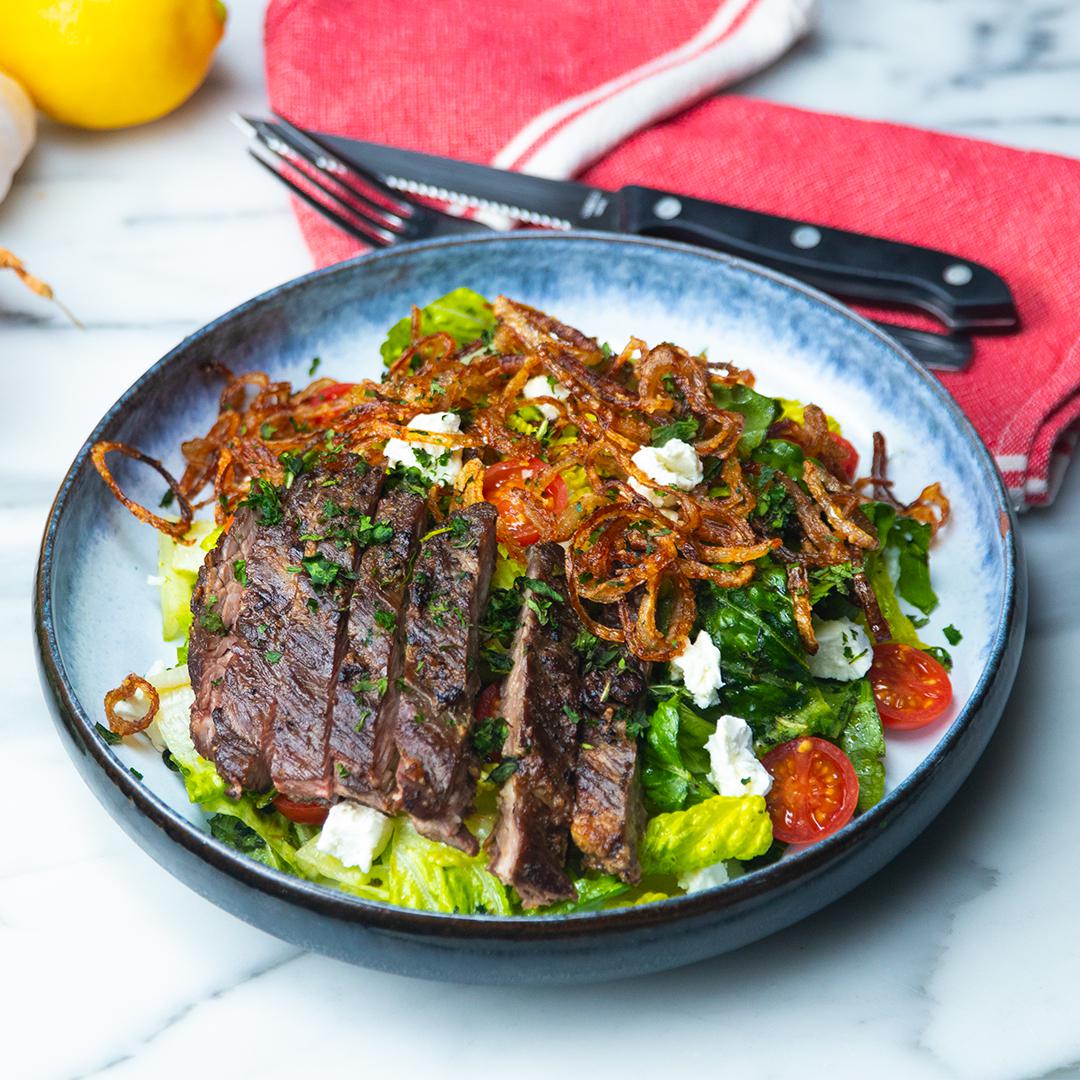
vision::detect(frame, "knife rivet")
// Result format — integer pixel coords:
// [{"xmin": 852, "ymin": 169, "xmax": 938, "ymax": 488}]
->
[
  {"xmin": 943, "ymin": 263, "xmax": 973, "ymax": 286},
  {"xmin": 653, "ymin": 196, "xmax": 682, "ymax": 220},
  {"xmin": 791, "ymin": 225, "xmax": 822, "ymax": 249}
]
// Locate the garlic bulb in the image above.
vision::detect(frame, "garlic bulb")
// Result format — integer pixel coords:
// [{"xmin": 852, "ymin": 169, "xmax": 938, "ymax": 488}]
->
[{"xmin": 0, "ymin": 69, "xmax": 35, "ymax": 205}]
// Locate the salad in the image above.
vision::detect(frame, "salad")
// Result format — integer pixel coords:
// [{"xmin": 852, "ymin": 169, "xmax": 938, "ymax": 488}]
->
[{"xmin": 92, "ymin": 289, "xmax": 957, "ymax": 916}]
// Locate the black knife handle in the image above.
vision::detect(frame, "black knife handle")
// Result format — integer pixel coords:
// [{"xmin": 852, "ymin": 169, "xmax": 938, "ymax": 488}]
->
[{"xmin": 618, "ymin": 186, "xmax": 1017, "ymax": 332}]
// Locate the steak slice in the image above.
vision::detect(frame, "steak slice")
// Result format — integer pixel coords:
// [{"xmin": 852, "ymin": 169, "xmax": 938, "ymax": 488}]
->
[
  {"xmin": 487, "ymin": 543, "xmax": 582, "ymax": 908},
  {"xmin": 329, "ymin": 488, "xmax": 428, "ymax": 810},
  {"xmin": 189, "ymin": 503, "xmax": 272, "ymax": 795},
  {"xmin": 264, "ymin": 458, "xmax": 383, "ymax": 803},
  {"xmin": 188, "ymin": 455, "xmax": 381, "ymax": 800},
  {"xmin": 570, "ymin": 646, "xmax": 650, "ymax": 884},
  {"xmin": 393, "ymin": 501, "xmax": 497, "ymax": 854}
]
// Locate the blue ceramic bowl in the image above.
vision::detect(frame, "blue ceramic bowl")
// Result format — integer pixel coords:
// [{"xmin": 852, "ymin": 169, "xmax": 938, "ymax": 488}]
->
[{"xmin": 34, "ymin": 233, "xmax": 1025, "ymax": 984}]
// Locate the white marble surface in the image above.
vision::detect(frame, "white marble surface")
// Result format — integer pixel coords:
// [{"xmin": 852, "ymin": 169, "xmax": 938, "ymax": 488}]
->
[{"xmin": 3, "ymin": 1, "xmax": 1080, "ymax": 1077}]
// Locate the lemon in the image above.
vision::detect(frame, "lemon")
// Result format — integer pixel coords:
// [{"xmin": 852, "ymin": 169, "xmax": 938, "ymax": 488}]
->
[{"xmin": 0, "ymin": 0, "xmax": 227, "ymax": 130}]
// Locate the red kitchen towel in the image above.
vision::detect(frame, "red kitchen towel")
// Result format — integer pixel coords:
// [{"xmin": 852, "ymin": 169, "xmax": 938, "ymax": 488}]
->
[{"xmin": 266, "ymin": 0, "xmax": 1080, "ymax": 508}]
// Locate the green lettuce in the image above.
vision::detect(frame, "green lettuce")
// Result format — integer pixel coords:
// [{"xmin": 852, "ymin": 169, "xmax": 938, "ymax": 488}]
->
[
  {"xmin": 386, "ymin": 821, "xmax": 511, "ymax": 915},
  {"xmin": 861, "ymin": 502, "xmax": 929, "ymax": 647},
  {"xmin": 640, "ymin": 795, "xmax": 773, "ymax": 876},
  {"xmin": 294, "ymin": 837, "xmax": 389, "ymax": 902},
  {"xmin": 379, "ymin": 287, "xmax": 495, "ymax": 367},
  {"xmin": 823, "ymin": 679, "xmax": 886, "ymax": 810},
  {"xmin": 641, "ymin": 695, "xmax": 716, "ymax": 812},
  {"xmin": 712, "ymin": 384, "xmax": 780, "ymax": 454},
  {"xmin": 699, "ymin": 569, "xmax": 841, "ymax": 751}
]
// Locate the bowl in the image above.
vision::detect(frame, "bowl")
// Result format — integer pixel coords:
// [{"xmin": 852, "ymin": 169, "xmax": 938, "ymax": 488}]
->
[{"xmin": 34, "ymin": 232, "xmax": 1025, "ymax": 984}]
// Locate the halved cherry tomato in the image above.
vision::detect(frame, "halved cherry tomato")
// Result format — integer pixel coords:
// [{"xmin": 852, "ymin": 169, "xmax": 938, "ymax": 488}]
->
[
  {"xmin": 483, "ymin": 456, "xmax": 569, "ymax": 546},
  {"xmin": 869, "ymin": 642, "xmax": 953, "ymax": 730},
  {"xmin": 761, "ymin": 736, "xmax": 859, "ymax": 844},
  {"xmin": 828, "ymin": 431, "xmax": 859, "ymax": 482},
  {"xmin": 272, "ymin": 795, "xmax": 329, "ymax": 826},
  {"xmin": 310, "ymin": 382, "xmax": 355, "ymax": 405},
  {"xmin": 475, "ymin": 682, "xmax": 502, "ymax": 723}
]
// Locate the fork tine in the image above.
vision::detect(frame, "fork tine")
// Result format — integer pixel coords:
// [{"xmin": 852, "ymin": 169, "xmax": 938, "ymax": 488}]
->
[
  {"xmin": 255, "ymin": 117, "xmax": 412, "ymax": 230},
  {"xmin": 250, "ymin": 133, "xmax": 400, "ymax": 242},
  {"xmin": 270, "ymin": 113, "xmax": 418, "ymax": 219},
  {"xmin": 247, "ymin": 145, "xmax": 395, "ymax": 248}
]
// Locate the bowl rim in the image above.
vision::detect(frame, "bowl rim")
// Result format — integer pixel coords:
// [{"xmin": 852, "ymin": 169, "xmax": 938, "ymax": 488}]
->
[{"xmin": 34, "ymin": 230, "xmax": 1020, "ymax": 939}]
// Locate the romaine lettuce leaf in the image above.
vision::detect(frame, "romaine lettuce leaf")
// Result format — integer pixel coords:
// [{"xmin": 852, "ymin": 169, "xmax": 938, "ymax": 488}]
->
[
  {"xmin": 294, "ymin": 837, "xmax": 389, "ymax": 901},
  {"xmin": 379, "ymin": 287, "xmax": 495, "ymax": 367},
  {"xmin": 157, "ymin": 519, "xmax": 218, "ymax": 641},
  {"xmin": 640, "ymin": 795, "xmax": 772, "ymax": 875},
  {"xmin": 860, "ymin": 503, "xmax": 929, "ymax": 647},
  {"xmin": 386, "ymin": 820, "xmax": 511, "ymax": 915},
  {"xmin": 712, "ymin": 384, "xmax": 779, "ymax": 454},
  {"xmin": 823, "ymin": 679, "xmax": 886, "ymax": 810},
  {"xmin": 641, "ymin": 695, "xmax": 716, "ymax": 812}
]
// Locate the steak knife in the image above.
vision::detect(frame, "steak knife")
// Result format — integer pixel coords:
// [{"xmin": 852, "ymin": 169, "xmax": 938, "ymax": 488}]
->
[{"xmin": 311, "ymin": 132, "xmax": 1018, "ymax": 335}]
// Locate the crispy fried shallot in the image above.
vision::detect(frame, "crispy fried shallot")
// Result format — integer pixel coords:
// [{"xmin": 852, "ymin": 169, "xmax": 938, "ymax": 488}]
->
[
  {"xmin": 104, "ymin": 674, "xmax": 160, "ymax": 737},
  {"xmin": 92, "ymin": 293, "xmax": 945, "ymax": 664}
]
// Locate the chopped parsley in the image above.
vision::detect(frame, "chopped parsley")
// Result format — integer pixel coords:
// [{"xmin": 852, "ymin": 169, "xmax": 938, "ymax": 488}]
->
[
  {"xmin": 488, "ymin": 758, "xmax": 519, "ymax": 785},
  {"xmin": 385, "ymin": 462, "xmax": 430, "ymax": 497},
  {"xmin": 159, "ymin": 489, "xmax": 175, "ymax": 509},
  {"xmin": 471, "ymin": 715, "xmax": 508, "ymax": 757},
  {"xmin": 651, "ymin": 416, "xmax": 699, "ymax": 447},
  {"xmin": 279, "ymin": 447, "xmax": 319, "ymax": 488},
  {"xmin": 337, "ymin": 762, "xmax": 351, "ymax": 779},
  {"xmin": 129, "ymin": 767, "xmax": 143, "ymax": 781},
  {"xmin": 260, "ymin": 421, "xmax": 276, "ymax": 440},
  {"xmin": 94, "ymin": 721, "xmax": 121, "ymax": 746},
  {"xmin": 943, "ymin": 624, "xmax": 963, "ymax": 646},
  {"xmin": 232, "ymin": 558, "xmax": 248, "ymax": 586},
  {"xmin": 264, "ymin": 650, "xmax": 283, "ymax": 665},
  {"xmin": 521, "ymin": 575, "xmax": 563, "ymax": 626},
  {"xmin": 198, "ymin": 597, "xmax": 227, "ymax": 635},
  {"xmin": 308, "ymin": 355, "xmax": 322, "ymax": 377},
  {"xmin": 301, "ymin": 553, "xmax": 342, "ymax": 589},
  {"xmin": 209, "ymin": 814, "xmax": 267, "ymax": 855},
  {"xmin": 374, "ymin": 608, "xmax": 397, "ymax": 632},
  {"xmin": 238, "ymin": 478, "xmax": 284, "ymax": 526},
  {"xmin": 352, "ymin": 675, "xmax": 389, "ymax": 698}
]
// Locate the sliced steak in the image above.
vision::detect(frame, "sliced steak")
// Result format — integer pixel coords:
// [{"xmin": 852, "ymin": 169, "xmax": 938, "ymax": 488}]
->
[
  {"xmin": 264, "ymin": 458, "xmax": 383, "ymax": 803},
  {"xmin": 487, "ymin": 543, "xmax": 581, "ymax": 908},
  {"xmin": 329, "ymin": 488, "xmax": 427, "ymax": 810},
  {"xmin": 188, "ymin": 455, "xmax": 381, "ymax": 801},
  {"xmin": 570, "ymin": 644, "xmax": 649, "ymax": 884},
  {"xmin": 189, "ymin": 503, "xmax": 273, "ymax": 794},
  {"xmin": 393, "ymin": 502, "xmax": 497, "ymax": 854}
]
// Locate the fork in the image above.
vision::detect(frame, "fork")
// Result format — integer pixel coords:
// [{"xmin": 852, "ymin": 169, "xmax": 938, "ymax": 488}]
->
[
  {"xmin": 236, "ymin": 114, "xmax": 484, "ymax": 246},
  {"xmin": 237, "ymin": 114, "xmax": 973, "ymax": 371}
]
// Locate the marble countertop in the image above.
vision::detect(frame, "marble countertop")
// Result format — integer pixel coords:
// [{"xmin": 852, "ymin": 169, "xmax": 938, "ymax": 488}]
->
[{"xmin": 3, "ymin": 2, "xmax": 1080, "ymax": 1077}]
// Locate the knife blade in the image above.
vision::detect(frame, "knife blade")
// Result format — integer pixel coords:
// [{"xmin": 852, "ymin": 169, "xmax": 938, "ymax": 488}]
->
[{"xmin": 310, "ymin": 129, "xmax": 1018, "ymax": 334}]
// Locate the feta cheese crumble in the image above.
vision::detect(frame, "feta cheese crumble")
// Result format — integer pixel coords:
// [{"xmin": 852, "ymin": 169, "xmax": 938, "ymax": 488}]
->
[
  {"xmin": 383, "ymin": 411, "xmax": 462, "ymax": 485},
  {"xmin": 678, "ymin": 860, "xmax": 731, "ymax": 894},
  {"xmin": 705, "ymin": 713, "xmax": 772, "ymax": 797},
  {"xmin": 807, "ymin": 616, "xmax": 873, "ymax": 682},
  {"xmin": 522, "ymin": 374, "xmax": 570, "ymax": 420},
  {"xmin": 628, "ymin": 438, "xmax": 703, "ymax": 506},
  {"xmin": 670, "ymin": 630, "xmax": 724, "ymax": 709},
  {"xmin": 316, "ymin": 802, "xmax": 393, "ymax": 873}
]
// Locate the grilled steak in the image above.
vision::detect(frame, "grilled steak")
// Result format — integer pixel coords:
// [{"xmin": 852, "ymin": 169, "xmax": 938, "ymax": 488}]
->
[
  {"xmin": 263, "ymin": 459, "xmax": 383, "ymax": 803},
  {"xmin": 487, "ymin": 543, "xmax": 582, "ymax": 908},
  {"xmin": 189, "ymin": 503, "xmax": 275, "ymax": 795},
  {"xmin": 393, "ymin": 502, "xmax": 497, "ymax": 854},
  {"xmin": 329, "ymin": 488, "xmax": 428, "ymax": 809},
  {"xmin": 188, "ymin": 455, "xmax": 381, "ymax": 801},
  {"xmin": 570, "ymin": 643, "xmax": 649, "ymax": 884}
]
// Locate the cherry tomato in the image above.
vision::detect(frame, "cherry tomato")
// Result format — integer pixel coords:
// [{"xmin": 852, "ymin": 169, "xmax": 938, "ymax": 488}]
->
[
  {"xmin": 761, "ymin": 736, "xmax": 859, "ymax": 844},
  {"xmin": 272, "ymin": 796, "xmax": 329, "ymax": 826},
  {"xmin": 869, "ymin": 642, "xmax": 953, "ymax": 730},
  {"xmin": 310, "ymin": 382, "xmax": 355, "ymax": 405},
  {"xmin": 475, "ymin": 682, "xmax": 502, "ymax": 723},
  {"xmin": 483, "ymin": 457, "xmax": 569, "ymax": 546},
  {"xmin": 828, "ymin": 431, "xmax": 860, "ymax": 482}
]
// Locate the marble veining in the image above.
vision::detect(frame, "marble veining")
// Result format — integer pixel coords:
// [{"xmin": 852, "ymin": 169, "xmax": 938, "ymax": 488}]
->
[{"xmin": 3, "ymin": 0, "xmax": 1080, "ymax": 1077}]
